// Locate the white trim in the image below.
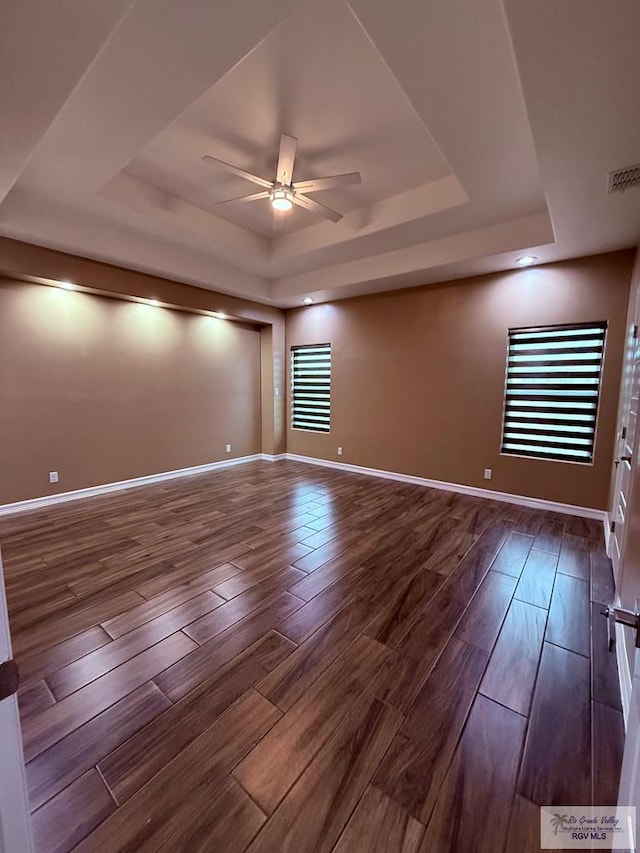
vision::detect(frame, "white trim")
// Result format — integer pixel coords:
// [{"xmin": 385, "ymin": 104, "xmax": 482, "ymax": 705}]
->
[
  {"xmin": 0, "ymin": 448, "xmax": 609, "ymax": 523},
  {"xmin": 0, "ymin": 550, "xmax": 34, "ymax": 852},
  {"xmin": 604, "ymin": 512, "xmax": 612, "ymax": 556},
  {"xmin": 0, "ymin": 455, "xmax": 263, "ymax": 516},
  {"xmin": 617, "ymin": 620, "xmax": 633, "ymax": 730},
  {"xmin": 283, "ymin": 453, "xmax": 608, "ymax": 521}
]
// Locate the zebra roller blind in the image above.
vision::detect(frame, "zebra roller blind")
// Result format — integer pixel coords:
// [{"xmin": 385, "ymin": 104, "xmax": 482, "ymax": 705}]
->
[
  {"xmin": 501, "ymin": 322, "xmax": 607, "ymax": 463},
  {"xmin": 291, "ymin": 344, "xmax": 331, "ymax": 432}
]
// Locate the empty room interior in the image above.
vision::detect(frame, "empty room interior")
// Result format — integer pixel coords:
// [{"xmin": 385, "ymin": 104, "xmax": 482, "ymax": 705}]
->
[{"xmin": 2, "ymin": 1, "xmax": 640, "ymax": 852}]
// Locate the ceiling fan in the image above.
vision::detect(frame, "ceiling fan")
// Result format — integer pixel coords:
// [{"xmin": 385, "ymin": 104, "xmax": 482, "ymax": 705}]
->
[{"xmin": 202, "ymin": 134, "xmax": 361, "ymax": 223}]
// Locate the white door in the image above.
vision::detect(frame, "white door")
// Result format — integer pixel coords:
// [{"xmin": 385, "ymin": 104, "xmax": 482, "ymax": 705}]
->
[
  {"xmin": 612, "ymin": 256, "xmax": 640, "ymax": 848},
  {"xmin": 0, "ymin": 548, "xmax": 33, "ymax": 853},
  {"xmin": 610, "ymin": 316, "xmax": 640, "ymax": 580},
  {"xmin": 618, "ymin": 638, "xmax": 640, "ymax": 851}
]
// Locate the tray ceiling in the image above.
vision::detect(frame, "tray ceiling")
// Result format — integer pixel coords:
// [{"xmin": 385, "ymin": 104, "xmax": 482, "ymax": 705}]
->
[{"xmin": 1, "ymin": 0, "xmax": 639, "ymax": 306}]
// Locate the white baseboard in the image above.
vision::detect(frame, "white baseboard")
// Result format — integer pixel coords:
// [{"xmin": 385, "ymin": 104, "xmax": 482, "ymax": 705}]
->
[
  {"xmin": 0, "ymin": 454, "xmax": 264, "ymax": 516},
  {"xmin": 0, "ymin": 448, "xmax": 609, "ymax": 526},
  {"xmin": 616, "ymin": 621, "xmax": 633, "ymax": 730},
  {"xmin": 282, "ymin": 453, "xmax": 608, "ymax": 521}
]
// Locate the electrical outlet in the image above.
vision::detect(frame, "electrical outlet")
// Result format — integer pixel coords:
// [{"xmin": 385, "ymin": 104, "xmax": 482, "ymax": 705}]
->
[
  {"xmin": 49, "ymin": 471, "xmax": 59, "ymax": 484},
  {"xmin": 274, "ymin": 387, "xmax": 280, "ymax": 396},
  {"xmin": 226, "ymin": 444, "xmax": 231, "ymax": 453},
  {"xmin": 337, "ymin": 447, "xmax": 343, "ymax": 456},
  {"xmin": 484, "ymin": 468, "xmax": 492, "ymax": 480}
]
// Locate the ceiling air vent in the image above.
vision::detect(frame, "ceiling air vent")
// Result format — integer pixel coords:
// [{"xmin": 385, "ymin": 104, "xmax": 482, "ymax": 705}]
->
[{"xmin": 608, "ymin": 164, "xmax": 640, "ymax": 194}]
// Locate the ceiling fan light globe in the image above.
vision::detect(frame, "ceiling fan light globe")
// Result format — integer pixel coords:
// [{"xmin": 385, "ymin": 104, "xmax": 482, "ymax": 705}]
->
[
  {"xmin": 270, "ymin": 188, "xmax": 294, "ymax": 212},
  {"xmin": 272, "ymin": 197, "xmax": 293, "ymax": 211}
]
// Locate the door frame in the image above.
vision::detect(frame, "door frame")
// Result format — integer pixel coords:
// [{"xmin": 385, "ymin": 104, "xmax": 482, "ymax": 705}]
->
[{"xmin": 0, "ymin": 548, "xmax": 33, "ymax": 853}]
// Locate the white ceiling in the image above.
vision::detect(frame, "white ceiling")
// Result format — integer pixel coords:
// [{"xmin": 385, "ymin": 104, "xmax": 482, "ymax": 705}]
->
[{"xmin": 1, "ymin": 0, "xmax": 639, "ymax": 307}]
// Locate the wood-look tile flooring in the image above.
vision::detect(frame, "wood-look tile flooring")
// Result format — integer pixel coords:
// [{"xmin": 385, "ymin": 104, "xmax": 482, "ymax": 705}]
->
[{"xmin": 0, "ymin": 460, "xmax": 624, "ymax": 852}]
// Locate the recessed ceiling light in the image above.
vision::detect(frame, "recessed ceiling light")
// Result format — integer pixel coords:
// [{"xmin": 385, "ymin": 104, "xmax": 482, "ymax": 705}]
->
[
  {"xmin": 59, "ymin": 280, "xmax": 75, "ymax": 290},
  {"xmin": 271, "ymin": 188, "xmax": 294, "ymax": 212},
  {"xmin": 515, "ymin": 256, "xmax": 537, "ymax": 267},
  {"xmin": 303, "ymin": 297, "xmax": 314, "ymax": 305}
]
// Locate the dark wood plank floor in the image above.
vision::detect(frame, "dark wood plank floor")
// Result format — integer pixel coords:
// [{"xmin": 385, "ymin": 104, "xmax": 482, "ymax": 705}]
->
[{"xmin": 0, "ymin": 460, "xmax": 624, "ymax": 852}]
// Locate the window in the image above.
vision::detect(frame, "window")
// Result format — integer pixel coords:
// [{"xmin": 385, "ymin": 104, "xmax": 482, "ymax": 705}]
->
[
  {"xmin": 291, "ymin": 343, "xmax": 331, "ymax": 432},
  {"xmin": 501, "ymin": 322, "xmax": 607, "ymax": 463}
]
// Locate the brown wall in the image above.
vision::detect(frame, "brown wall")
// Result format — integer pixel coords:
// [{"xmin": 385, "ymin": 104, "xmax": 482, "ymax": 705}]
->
[
  {"xmin": 286, "ymin": 250, "xmax": 634, "ymax": 510},
  {"xmin": 0, "ymin": 236, "xmax": 287, "ymax": 461},
  {"xmin": 0, "ymin": 279, "xmax": 262, "ymax": 504},
  {"xmin": 0, "ymin": 240, "xmax": 634, "ymax": 510}
]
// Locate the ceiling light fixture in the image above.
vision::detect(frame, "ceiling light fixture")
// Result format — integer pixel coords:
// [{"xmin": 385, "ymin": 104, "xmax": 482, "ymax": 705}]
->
[
  {"xmin": 212, "ymin": 311, "xmax": 226, "ymax": 319},
  {"xmin": 59, "ymin": 280, "xmax": 75, "ymax": 290},
  {"xmin": 303, "ymin": 297, "xmax": 314, "ymax": 305},
  {"xmin": 149, "ymin": 298, "xmax": 161, "ymax": 307},
  {"xmin": 515, "ymin": 255, "xmax": 537, "ymax": 267},
  {"xmin": 270, "ymin": 187, "xmax": 294, "ymax": 212}
]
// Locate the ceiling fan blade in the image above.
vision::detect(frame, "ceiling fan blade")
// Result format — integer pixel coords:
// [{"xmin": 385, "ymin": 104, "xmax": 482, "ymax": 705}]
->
[
  {"xmin": 291, "ymin": 193, "xmax": 342, "ymax": 223},
  {"xmin": 213, "ymin": 191, "xmax": 270, "ymax": 204},
  {"xmin": 276, "ymin": 134, "xmax": 297, "ymax": 185},
  {"xmin": 293, "ymin": 172, "xmax": 361, "ymax": 193},
  {"xmin": 201, "ymin": 155, "xmax": 273, "ymax": 189}
]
